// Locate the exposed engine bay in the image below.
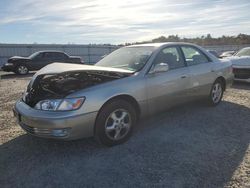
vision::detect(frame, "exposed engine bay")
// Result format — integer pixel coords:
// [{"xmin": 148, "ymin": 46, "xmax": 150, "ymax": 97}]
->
[{"xmin": 23, "ymin": 70, "xmax": 132, "ymax": 107}]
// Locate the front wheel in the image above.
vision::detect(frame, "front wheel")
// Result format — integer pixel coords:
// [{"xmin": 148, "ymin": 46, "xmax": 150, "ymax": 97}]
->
[
  {"xmin": 16, "ymin": 65, "xmax": 29, "ymax": 75},
  {"xmin": 95, "ymin": 100, "xmax": 136, "ymax": 146},
  {"xmin": 208, "ymin": 79, "xmax": 224, "ymax": 106}
]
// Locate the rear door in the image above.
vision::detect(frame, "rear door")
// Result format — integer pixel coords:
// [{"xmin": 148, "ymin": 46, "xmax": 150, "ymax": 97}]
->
[
  {"xmin": 146, "ymin": 46, "xmax": 192, "ymax": 114},
  {"xmin": 40, "ymin": 52, "xmax": 64, "ymax": 66},
  {"xmin": 53, "ymin": 52, "xmax": 68, "ymax": 63},
  {"xmin": 180, "ymin": 45, "xmax": 216, "ymax": 97}
]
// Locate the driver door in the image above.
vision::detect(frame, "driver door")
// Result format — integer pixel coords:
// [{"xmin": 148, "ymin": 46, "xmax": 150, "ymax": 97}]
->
[
  {"xmin": 146, "ymin": 46, "xmax": 192, "ymax": 114},
  {"xmin": 32, "ymin": 52, "xmax": 51, "ymax": 70}
]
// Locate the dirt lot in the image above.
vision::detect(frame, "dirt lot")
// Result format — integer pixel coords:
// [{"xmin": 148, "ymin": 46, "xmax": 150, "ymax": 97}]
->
[{"xmin": 0, "ymin": 71, "xmax": 249, "ymax": 188}]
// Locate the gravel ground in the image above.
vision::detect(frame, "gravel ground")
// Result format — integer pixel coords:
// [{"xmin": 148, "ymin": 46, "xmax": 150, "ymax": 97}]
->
[{"xmin": 0, "ymin": 71, "xmax": 249, "ymax": 188}]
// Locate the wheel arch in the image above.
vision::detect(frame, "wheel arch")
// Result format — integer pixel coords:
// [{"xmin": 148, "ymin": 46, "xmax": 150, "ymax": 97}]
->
[
  {"xmin": 215, "ymin": 76, "xmax": 226, "ymax": 91},
  {"xmin": 94, "ymin": 94, "xmax": 141, "ymax": 134},
  {"xmin": 15, "ymin": 62, "xmax": 30, "ymax": 74},
  {"xmin": 15, "ymin": 61, "xmax": 30, "ymax": 69},
  {"xmin": 98, "ymin": 94, "xmax": 141, "ymax": 120}
]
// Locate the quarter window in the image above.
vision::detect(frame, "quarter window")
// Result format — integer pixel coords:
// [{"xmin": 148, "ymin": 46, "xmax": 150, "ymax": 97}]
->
[
  {"xmin": 154, "ymin": 47, "xmax": 185, "ymax": 70},
  {"xmin": 181, "ymin": 46, "xmax": 210, "ymax": 66}
]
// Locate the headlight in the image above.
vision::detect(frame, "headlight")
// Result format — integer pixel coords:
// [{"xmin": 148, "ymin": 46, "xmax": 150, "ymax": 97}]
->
[
  {"xmin": 5, "ymin": 62, "xmax": 14, "ymax": 66},
  {"xmin": 58, "ymin": 98, "xmax": 85, "ymax": 111},
  {"xmin": 34, "ymin": 97, "xmax": 85, "ymax": 111}
]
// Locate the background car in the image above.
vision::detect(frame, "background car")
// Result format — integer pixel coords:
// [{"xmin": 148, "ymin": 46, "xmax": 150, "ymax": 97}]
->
[
  {"xmin": 14, "ymin": 43, "xmax": 233, "ymax": 146},
  {"xmin": 1, "ymin": 51, "xmax": 83, "ymax": 75},
  {"xmin": 219, "ymin": 51, "xmax": 235, "ymax": 58},
  {"xmin": 224, "ymin": 47, "xmax": 250, "ymax": 80}
]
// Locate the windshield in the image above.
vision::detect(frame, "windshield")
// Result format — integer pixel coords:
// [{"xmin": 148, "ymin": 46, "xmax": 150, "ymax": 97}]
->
[
  {"xmin": 28, "ymin": 52, "xmax": 40, "ymax": 59},
  {"xmin": 95, "ymin": 46, "xmax": 155, "ymax": 72},
  {"xmin": 235, "ymin": 48, "xmax": 250, "ymax": 57}
]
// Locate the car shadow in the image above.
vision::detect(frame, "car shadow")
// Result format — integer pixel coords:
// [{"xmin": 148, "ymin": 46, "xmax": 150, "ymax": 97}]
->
[
  {"xmin": 0, "ymin": 101, "xmax": 249, "ymax": 187},
  {"xmin": 0, "ymin": 72, "xmax": 35, "ymax": 80}
]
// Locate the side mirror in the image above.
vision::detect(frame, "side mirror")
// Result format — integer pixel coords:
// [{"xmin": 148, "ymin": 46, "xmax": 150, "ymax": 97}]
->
[{"xmin": 150, "ymin": 63, "xmax": 169, "ymax": 74}]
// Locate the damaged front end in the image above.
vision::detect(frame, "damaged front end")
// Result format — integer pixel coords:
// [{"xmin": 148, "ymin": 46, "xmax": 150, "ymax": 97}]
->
[{"xmin": 23, "ymin": 70, "xmax": 131, "ymax": 108}]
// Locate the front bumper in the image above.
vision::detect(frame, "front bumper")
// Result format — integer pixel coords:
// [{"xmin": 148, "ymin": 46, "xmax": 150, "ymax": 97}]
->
[
  {"xmin": 1, "ymin": 64, "xmax": 15, "ymax": 72},
  {"xmin": 14, "ymin": 100, "xmax": 98, "ymax": 140},
  {"xmin": 233, "ymin": 67, "xmax": 250, "ymax": 79}
]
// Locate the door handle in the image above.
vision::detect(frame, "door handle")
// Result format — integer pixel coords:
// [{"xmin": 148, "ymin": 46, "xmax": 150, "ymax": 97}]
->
[{"xmin": 181, "ymin": 75, "xmax": 187, "ymax": 79}]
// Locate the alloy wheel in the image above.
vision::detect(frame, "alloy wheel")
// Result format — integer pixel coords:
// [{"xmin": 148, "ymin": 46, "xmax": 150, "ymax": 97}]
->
[
  {"xmin": 18, "ymin": 65, "xmax": 28, "ymax": 75},
  {"xmin": 105, "ymin": 109, "xmax": 131, "ymax": 141},
  {"xmin": 211, "ymin": 83, "xmax": 222, "ymax": 103}
]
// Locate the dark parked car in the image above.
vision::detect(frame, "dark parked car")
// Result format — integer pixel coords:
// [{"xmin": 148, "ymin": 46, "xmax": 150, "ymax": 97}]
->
[{"xmin": 1, "ymin": 51, "xmax": 83, "ymax": 75}]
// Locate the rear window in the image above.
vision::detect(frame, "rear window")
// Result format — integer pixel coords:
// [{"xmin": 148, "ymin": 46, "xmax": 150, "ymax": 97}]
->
[
  {"xmin": 43, "ymin": 52, "xmax": 66, "ymax": 59},
  {"xmin": 181, "ymin": 46, "xmax": 210, "ymax": 66}
]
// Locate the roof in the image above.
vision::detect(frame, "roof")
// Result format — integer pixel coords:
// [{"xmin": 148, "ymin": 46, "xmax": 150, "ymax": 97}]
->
[
  {"xmin": 35, "ymin": 50, "xmax": 65, "ymax": 53},
  {"xmin": 127, "ymin": 42, "xmax": 198, "ymax": 48}
]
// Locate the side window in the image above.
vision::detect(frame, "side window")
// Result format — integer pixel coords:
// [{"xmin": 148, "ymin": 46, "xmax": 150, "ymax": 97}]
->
[
  {"xmin": 35, "ymin": 53, "xmax": 43, "ymax": 59},
  {"xmin": 43, "ymin": 52, "xmax": 61, "ymax": 59},
  {"xmin": 181, "ymin": 46, "xmax": 210, "ymax": 66},
  {"xmin": 55, "ymin": 52, "xmax": 67, "ymax": 60},
  {"xmin": 43, "ymin": 52, "xmax": 53, "ymax": 59},
  {"xmin": 154, "ymin": 47, "xmax": 185, "ymax": 70}
]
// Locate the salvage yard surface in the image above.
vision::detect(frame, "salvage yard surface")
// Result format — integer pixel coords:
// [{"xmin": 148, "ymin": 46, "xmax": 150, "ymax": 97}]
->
[{"xmin": 0, "ymin": 71, "xmax": 249, "ymax": 188}]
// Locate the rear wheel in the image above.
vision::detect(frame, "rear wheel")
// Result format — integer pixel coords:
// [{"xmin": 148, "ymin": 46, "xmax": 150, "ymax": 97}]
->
[
  {"xmin": 208, "ymin": 79, "xmax": 224, "ymax": 106},
  {"xmin": 95, "ymin": 100, "xmax": 136, "ymax": 146},
  {"xmin": 16, "ymin": 65, "xmax": 29, "ymax": 75}
]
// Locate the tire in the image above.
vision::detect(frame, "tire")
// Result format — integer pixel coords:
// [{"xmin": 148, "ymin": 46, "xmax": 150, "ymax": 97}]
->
[
  {"xmin": 95, "ymin": 99, "xmax": 136, "ymax": 146},
  {"xmin": 15, "ymin": 65, "xmax": 29, "ymax": 75},
  {"xmin": 208, "ymin": 79, "xmax": 224, "ymax": 106}
]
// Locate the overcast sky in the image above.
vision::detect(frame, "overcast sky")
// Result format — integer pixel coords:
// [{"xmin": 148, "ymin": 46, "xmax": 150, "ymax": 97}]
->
[{"xmin": 0, "ymin": 0, "xmax": 250, "ymax": 44}]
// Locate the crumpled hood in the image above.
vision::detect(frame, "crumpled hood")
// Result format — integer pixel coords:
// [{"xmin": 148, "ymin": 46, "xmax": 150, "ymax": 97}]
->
[
  {"xmin": 9, "ymin": 56, "xmax": 30, "ymax": 61},
  {"xmin": 34, "ymin": 62, "xmax": 134, "ymax": 76},
  {"xmin": 225, "ymin": 56, "xmax": 250, "ymax": 67},
  {"xmin": 25, "ymin": 63, "xmax": 134, "ymax": 107}
]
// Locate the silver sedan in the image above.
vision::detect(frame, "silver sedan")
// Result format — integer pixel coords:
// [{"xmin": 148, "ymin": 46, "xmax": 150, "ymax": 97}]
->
[
  {"xmin": 225, "ymin": 47, "xmax": 250, "ymax": 81},
  {"xmin": 14, "ymin": 42, "xmax": 234, "ymax": 146}
]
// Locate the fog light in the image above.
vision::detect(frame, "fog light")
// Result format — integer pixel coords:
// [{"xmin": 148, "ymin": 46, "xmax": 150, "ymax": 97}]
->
[{"xmin": 52, "ymin": 129, "xmax": 69, "ymax": 137}]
